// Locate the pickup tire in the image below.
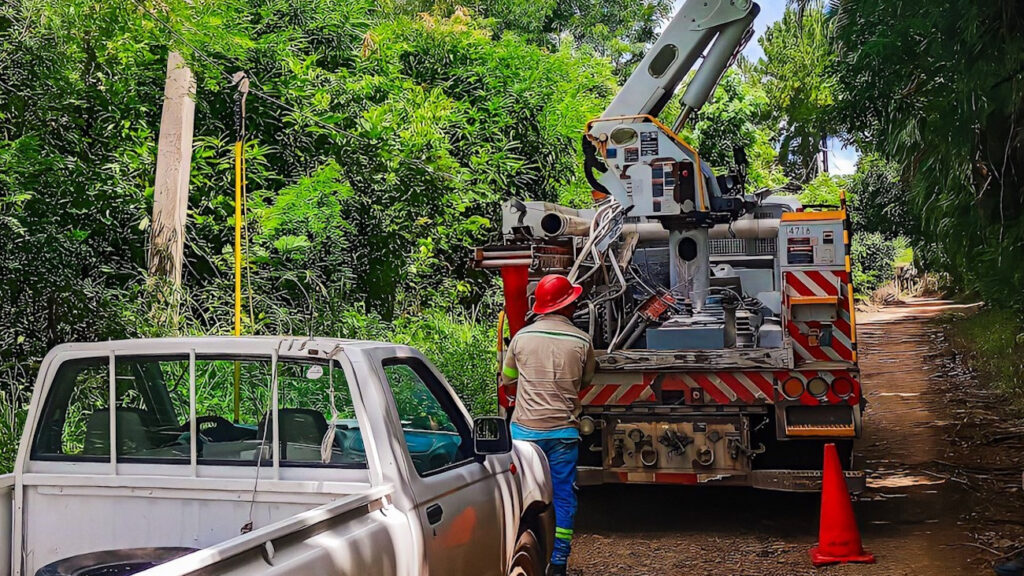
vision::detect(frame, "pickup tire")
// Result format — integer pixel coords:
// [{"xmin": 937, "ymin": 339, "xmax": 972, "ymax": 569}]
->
[
  {"xmin": 508, "ymin": 529, "xmax": 545, "ymax": 576},
  {"xmin": 35, "ymin": 547, "xmax": 197, "ymax": 576}
]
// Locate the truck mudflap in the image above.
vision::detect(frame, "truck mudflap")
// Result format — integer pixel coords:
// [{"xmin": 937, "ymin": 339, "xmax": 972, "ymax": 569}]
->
[{"xmin": 576, "ymin": 467, "xmax": 865, "ymax": 493}]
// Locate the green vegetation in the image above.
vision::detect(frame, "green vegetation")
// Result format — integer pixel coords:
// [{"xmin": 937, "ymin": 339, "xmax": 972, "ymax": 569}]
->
[
  {"xmin": 832, "ymin": 0, "xmax": 1024, "ymax": 312},
  {"xmin": 676, "ymin": 69, "xmax": 786, "ymax": 190},
  {"xmin": 828, "ymin": 0, "xmax": 1024, "ymax": 397},
  {"xmin": 948, "ymin": 308, "xmax": 1024, "ymax": 409},
  {"xmin": 0, "ymin": 0, "xmax": 643, "ymax": 472},
  {"xmin": 755, "ymin": 5, "xmax": 837, "ymax": 181}
]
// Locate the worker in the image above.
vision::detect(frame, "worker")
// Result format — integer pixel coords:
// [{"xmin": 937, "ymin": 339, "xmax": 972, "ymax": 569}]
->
[{"xmin": 501, "ymin": 273, "xmax": 596, "ymax": 576}]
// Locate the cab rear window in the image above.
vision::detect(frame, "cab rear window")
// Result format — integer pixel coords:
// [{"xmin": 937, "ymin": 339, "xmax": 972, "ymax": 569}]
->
[{"xmin": 31, "ymin": 355, "xmax": 367, "ymax": 469}]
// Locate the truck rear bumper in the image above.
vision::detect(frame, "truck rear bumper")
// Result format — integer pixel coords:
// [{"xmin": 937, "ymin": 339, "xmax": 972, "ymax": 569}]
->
[{"xmin": 577, "ymin": 467, "xmax": 865, "ymax": 493}]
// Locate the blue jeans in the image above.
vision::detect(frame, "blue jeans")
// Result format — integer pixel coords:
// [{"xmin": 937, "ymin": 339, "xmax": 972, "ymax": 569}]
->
[{"xmin": 528, "ymin": 438, "xmax": 578, "ymax": 566}]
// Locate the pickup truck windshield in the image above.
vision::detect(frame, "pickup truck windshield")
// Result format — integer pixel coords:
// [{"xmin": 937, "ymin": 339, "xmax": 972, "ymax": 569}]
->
[{"xmin": 31, "ymin": 355, "xmax": 367, "ymax": 468}]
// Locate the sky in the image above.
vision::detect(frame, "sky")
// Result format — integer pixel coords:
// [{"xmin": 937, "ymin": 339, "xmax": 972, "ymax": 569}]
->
[
  {"xmin": 741, "ymin": 0, "xmax": 786, "ymax": 62},
  {"xmin": 670, "ymin": 0, "xmax": 860, "ymax": 174}
]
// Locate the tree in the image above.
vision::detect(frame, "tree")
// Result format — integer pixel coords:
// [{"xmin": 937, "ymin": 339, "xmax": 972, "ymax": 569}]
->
[
  {"xmin": 674, "ymin": 68, "xmax": 786, "ymax": 191},
  {"xmin": 0, "ymin": 0, "xmax": 621, "ymax": 469},
  {"xmin": 385, "ymin": 0, "xmax": 673, "ymax": 77},
  {"xmin": 0, "ymin": 0, "xmax": 619, "ymax": 346},
  {"xmin": 833, "ymin": 0, "xmax": 1024, "ymax": 309},
  {"xmin": 845, "ymin": 154, "xmax": 911, "ymax": 240},
  {"xmin": 755, "ymin": 3, "xmax": 838, "ymax": 182}
]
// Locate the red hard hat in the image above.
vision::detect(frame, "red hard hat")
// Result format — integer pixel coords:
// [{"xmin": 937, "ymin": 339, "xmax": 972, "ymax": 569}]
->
[{"xmin": 532, "ymin": 274, "xmax": 583, "ymax": 315}]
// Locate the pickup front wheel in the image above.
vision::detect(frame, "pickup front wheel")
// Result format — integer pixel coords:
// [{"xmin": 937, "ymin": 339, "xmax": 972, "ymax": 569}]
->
[{"xmin": 508, "ymin": 529, "xmax": 545, "ymax": 576}]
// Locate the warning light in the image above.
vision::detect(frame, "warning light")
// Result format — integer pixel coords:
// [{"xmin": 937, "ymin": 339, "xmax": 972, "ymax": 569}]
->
[
  {"xmin": 807, "ymin": 377, "xmax": 829, "ymax": 398},
  {"xmin": 831, "ymin": 377, "xmax": 854, "ymax": 398},
  {"xmin": 781, "ymin": 377, "xmax": 805, "ymax": 400}
]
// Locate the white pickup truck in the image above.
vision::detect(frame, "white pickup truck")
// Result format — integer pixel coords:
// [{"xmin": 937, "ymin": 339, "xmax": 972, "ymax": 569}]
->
[{"xmin": 0, "ymin": 337, "xmax": 554, "ymax": 576}]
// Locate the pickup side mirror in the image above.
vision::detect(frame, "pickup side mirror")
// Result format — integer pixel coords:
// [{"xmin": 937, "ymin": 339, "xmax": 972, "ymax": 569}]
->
[{"xmin": 473, "ymin": 417, "xmax": 512, "ymax": 456}]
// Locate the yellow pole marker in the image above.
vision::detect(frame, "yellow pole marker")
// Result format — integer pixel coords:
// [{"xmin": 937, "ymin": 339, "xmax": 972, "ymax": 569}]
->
[
  {"xmin": 496, "ymin": 310, "xmax": 506, "ymax": 354},
  {"xmin": 231, "ymin": 73, "xmax": 249, "ymax": 423},
  {"xmin": 234, "ymin": 141, "xmax": 242, "ymax": 339},
  {"xmin": 233, "ymin": 138, "xmax": 242, "ymax": 422}
]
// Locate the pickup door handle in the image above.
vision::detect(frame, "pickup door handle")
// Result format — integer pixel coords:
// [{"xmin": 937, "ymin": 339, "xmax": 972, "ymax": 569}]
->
[{"xmin": 426, "ymin": 503, "xmax": 444, "ymax": 525}]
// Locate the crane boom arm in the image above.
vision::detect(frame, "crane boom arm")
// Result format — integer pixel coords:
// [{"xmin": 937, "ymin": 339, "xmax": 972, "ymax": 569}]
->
[
  {"xmin": 603, "ymin": 0, "xmax": 759, "ymax": 124},
  {"xmin": 585, "ymin": 0, "xmax": 759, "ymax": 222}
]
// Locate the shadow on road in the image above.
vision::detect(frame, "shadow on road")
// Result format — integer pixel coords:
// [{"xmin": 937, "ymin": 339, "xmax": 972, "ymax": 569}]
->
[{"xmin": 578, "ymin": 485, "xmax": 820, "ymax": 537}]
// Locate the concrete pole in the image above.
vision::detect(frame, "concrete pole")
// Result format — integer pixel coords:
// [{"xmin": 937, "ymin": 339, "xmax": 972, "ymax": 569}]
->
[
  {"xmin": 820, "ymin": 135, "xmax": 830, "ymax": 175},
  {"xmin": 149, "ymin": 51, "xmax": 196, "ymax": 285}
]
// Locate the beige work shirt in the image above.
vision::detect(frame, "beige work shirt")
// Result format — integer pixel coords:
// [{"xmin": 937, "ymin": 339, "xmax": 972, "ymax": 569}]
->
[{"xmin": 501, "ymin": 314, "xmax": 596, "ymax": 431}]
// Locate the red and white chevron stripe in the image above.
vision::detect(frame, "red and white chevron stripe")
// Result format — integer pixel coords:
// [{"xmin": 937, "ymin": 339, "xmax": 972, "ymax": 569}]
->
[
  {"xmin": 784, "ymin": 270, "xmax": 856, "ymax": 364},
  {"xmin": 655, "ymin": 371, "xmax": 775, "ymax": 404},
  {"xmin": 579, "ymin": 382, "xmax": 657, "ymax": 405},
  {"xmin": 505, "ymin": 368, "xmax": 860, "ymax": 408},
  {"xmin": 784, "ymin": 269, "xmax": 847, "ymax": 298}
]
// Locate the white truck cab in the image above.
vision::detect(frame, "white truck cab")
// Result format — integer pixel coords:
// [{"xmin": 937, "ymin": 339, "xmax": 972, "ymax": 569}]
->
[{"xmin": 0, "ymin": 337, "xmax": 553, "ymax": 576}]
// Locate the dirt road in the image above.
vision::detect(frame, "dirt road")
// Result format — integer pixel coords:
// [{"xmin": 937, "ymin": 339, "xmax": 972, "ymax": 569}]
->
[{"xmin": 570, "ymin": 301, "xmax": 1024, "ymax": 575}]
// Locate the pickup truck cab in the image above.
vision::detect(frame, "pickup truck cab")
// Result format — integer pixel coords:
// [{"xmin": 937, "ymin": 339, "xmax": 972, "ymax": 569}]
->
[{"xmin": 0, "ymin": 337, "xmax": 553, "ymax": 576}]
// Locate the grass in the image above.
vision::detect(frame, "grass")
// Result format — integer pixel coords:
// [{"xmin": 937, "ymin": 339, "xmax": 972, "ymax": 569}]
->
[
  {"xmin": 948, "ymin": 307, "xmax": 1024, "ymax": 410},
  {"xmin": 895, "ymin": 246, "xmax": 914, "ymax": 266}
]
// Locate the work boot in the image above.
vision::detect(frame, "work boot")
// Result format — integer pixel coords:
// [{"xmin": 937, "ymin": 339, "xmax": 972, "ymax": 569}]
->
[
  {"xmin": 995, "ymin": 556, "xmax": 1024, "ymax": 576},
  {"xmin": 546, "ymin": 564, "xmax": 568, "ymax": 576}
]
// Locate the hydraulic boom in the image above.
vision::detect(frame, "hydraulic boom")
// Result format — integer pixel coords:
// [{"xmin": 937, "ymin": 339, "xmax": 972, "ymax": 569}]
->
[{"xmin": 584, "ymin": 0, "xmax": 759, "ymax": 309}]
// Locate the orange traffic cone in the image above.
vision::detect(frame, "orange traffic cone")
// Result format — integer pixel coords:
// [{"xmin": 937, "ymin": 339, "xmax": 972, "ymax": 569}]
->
[{"xmin": 810, "ymin": 443, "xmax": 875, "ymax": 566}]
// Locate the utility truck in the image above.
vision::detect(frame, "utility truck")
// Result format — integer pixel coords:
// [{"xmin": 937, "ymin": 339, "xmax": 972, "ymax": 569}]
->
[
  {"xmin": 1, "ymin": 337, "xmax": 554, "ymax": 576},
  {"xmin": 474, "ymin": 0, "xmax": 865, "ymax": 491}
]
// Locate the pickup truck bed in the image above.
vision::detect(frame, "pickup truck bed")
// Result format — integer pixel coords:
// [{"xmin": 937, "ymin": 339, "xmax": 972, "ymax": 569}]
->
[{"xmin": 143, "ymin": 485, "xmax": 399, "ymax": 575}]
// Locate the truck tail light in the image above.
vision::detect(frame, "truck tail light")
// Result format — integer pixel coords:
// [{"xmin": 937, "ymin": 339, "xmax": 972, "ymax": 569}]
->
[
  {"xmin": 580, "ymin": 416, "xmax": 596, "ymax": 436},
  {"xmin": 781, "ymin": 377, "xmax": 804, "ymax": 400},
  {"xmin": 806, "ymin": 377, "xmax": 829, "ymax": 398},
  {"xmin": 831, "ymin": 377, "xmax": 854, "ymax": 398}
]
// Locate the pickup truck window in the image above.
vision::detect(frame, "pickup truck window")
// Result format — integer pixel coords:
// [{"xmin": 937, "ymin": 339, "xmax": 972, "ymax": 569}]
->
[
  {"xmin": 276, "ymin": 360, "xmax": 366, "ymax": 467},
  {"xmin": 32, "ymin": 358, "xmax": 110, "ymax": 460},
  {"xmin": 191, "ymin": 358, "xmax": 271, "ymax": 465},
  {"xmin": 116, "ymin": 356, "xmax": 193, "ymax": 462},
  {"xmin": 32, "ymin": 355, "xmax": 367, "ymax": 469},
  {"xmin": 381, "ymin": 358, "xmax": 474, "ymax": 476}
]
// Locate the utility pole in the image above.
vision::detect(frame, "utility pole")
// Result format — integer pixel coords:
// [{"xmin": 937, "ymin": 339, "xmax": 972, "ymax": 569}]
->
[
  {"xmin": 820, "ymin": 135, "xmax": 830, "ymax": 175},
  {"xmin": 149, "ymin": 51, "xmax": 196, "ymax": 285}
]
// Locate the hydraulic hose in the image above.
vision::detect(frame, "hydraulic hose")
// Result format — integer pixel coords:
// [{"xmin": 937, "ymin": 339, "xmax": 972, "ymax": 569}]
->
[{"xmin": 582, "ymin": 134, "xmax": 611, "ymax": 196}]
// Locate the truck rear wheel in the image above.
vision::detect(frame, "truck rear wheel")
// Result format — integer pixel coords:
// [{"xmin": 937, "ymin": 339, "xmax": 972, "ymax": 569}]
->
[{"xmin": 508, "ymin": 528, "xmax": 545, "ymax": 576}]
